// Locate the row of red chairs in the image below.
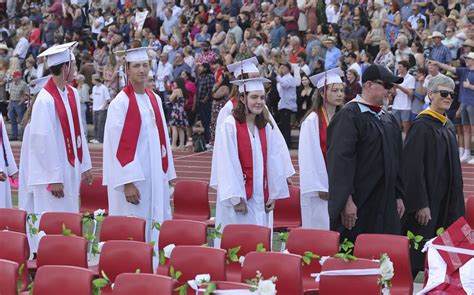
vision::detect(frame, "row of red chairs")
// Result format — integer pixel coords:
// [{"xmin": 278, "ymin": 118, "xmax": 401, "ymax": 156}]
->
[{"xmin": 0, "ymin": 225, "xmax": 413, "ymax": 295}]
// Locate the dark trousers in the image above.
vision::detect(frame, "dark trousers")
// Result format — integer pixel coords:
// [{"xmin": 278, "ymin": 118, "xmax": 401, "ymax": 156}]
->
[
  {"xmin": 278, "ymin": 108, "xmax": 293, "ymax": 148},
  {"xmin": 8, "ymin": 101, "xmax": 26, "ymax": 138},
  {"xmin": 93, "ymin": 110, "xmax": 107, "ymax": 143},
  {"xmin": 198, "ymin": 101, "xmax": 211, "ymax": 144}
]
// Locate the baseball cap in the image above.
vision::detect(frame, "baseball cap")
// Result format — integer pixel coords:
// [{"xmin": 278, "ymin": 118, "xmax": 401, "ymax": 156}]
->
[{"xmin": 362, "ymin": 64, "xmax": 403, "ymax": 84}]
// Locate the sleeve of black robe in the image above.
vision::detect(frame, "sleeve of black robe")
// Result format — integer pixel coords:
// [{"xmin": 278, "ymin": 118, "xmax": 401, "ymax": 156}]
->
[
  {"xmin": 402, "ymin": 121, "xmax": 430, "ymax": 214},
  {"xmin": 327, "ymin": 108, "xmax": 359, "ymax": 226}
]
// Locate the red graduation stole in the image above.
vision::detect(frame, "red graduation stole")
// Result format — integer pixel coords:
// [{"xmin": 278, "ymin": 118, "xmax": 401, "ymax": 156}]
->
[
  {"xmin": 316, "ymin": 107, "xmax": 329, "ymax": 163},
  {"xmin": 116, "ymin": 83, "xmax": 168, "ymax": 173},
  {"xmin": 235, "ymin": 119, "xmax": 269, "ymax": 203},
  {"xmin": 44, "ymin": 77, "xmax": 83, "ymax": 167},
  {"xmin": 0, "ymin": 120, "xmax": 8, "ymax": 167},
  {"xmin": 231, "ymin": 96, "xmax": 238, "ymax": 107}
]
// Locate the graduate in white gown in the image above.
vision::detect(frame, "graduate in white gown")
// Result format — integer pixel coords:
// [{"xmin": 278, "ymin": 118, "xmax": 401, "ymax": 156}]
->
[
  {"xmin": 18, "ymin": 75, "xmax": 50, "ymax": 252},
  {"xmin": 0, "ymin": 115, "xmax": 18, "ymax": 208},
  {"xmin": 103, "ymin": 47, "xmax": 176, "ymax": 243},
  {"xmin": 212, "ymin": 77, "xmax": 294, "ymax": 246},
  {"xmin": 27, "ymin": 42, "xmax": 92, "ymax": 218},
  {"xmin": 298, "ymin": 68, "xmax": 345, "ymax": 229}
]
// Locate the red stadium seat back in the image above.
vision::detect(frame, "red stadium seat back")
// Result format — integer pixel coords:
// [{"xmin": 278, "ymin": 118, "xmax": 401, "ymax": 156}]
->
[
  {"xmin": 37, "ymin": 235, "xmax": 88, "ymax": 269},
  {"xmin": 319, "ymin": 258, "xmax": 381, "ymax": 295},
  {"xmin": 80, "ymin": 175, "xmax": 109, "ymax": 214},
  {"xmin": 168, "ymin": 245, "xmax": 226, "ymax": 294},
  {"xmin": 0, "ymin": 259, "xmax": 19, "ymax": 295},
  {"xmin": 354, "ymin": 234, "xmax": 413, "ymax": 295},
  {"xmin": 99, "ymin": 240, "xmax": 153, "ymax": 282},
  {"xmin": 0, "ymin": 231, "xmax": 30, "ymax": 291},
  {"xmin": 273, "ymin": 186, "xmax": 302, "ymax": 230},
  {"xmin": 113, "ymin": 273, "xmax": 174, "ymax": 295},
  {"xmin": 287, "ymin": 228, "xmax": 340, "ymax": 292},
  {"xmin": 241, "ymin": 252, "xmax": 303, "ymax": 295},
  {"xmin": 0, "ymin": 208, "xmax": 27, "ymax": 233},
  {"xmin": 466, "ymin": 196, "xmax": 474, "ymax": 228},
  {"xmin": 172, "ymin": 180, "xmax": 210, "ymax": 221},
  {"xmin": 39, "ymin": 212, "xmax": 83, "ymax": 236},
  {"xmin": 100, "ymin": 216, "xmax": 146, "ymax": 242},
  {"xmin": 221, "ymin": 224, "xmax": 271, "ymax": 282},
  {"xmin": 33, "ymin": 265, "xmax": 94, "ymax": 295}
]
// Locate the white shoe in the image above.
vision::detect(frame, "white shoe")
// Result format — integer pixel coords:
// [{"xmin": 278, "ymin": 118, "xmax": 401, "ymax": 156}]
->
[
  {"xmin": 467, "ymin": 158, "xmax": 474, "ymax": 165},
  {"xmin": 89, "ymin": 139, "xmax": 100, "ymax": 144}
]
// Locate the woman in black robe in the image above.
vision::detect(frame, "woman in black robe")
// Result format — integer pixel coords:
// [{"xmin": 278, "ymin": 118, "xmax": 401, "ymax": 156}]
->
[{"xmin": 402, "ymin": 75, "xmax": 465, "ymax": 277}]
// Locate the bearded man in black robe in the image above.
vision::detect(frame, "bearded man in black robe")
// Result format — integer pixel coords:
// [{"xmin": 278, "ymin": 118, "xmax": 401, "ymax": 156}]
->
[{"xmin": 327, "ymin": 64, "xmax": 406, "ymax": 242}]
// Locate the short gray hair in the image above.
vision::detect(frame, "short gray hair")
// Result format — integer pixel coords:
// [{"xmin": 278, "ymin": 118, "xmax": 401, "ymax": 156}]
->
[{"xmin": 427, "ymin": 74, "xmax": 455, "ymax": 93}]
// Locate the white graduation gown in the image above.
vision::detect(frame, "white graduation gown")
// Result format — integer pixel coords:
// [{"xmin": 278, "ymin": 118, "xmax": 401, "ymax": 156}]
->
[
  {"xmin": 0, "ymin": 116, "xmax": 18, "ymax": 208},
  {"xmin": 103, "ymin": 90, "xmax": 176, "ymax": 243},
  {"xmin": 27, "ymin": 86, "xmax": 92, "ymax": 214},
  {"xmin": 298, "ymin": 112, "xmax": 330, "ymax": 230},
  {"xmin": 212, "ymin": 116, "xmax": 294, "ymax": 246}
]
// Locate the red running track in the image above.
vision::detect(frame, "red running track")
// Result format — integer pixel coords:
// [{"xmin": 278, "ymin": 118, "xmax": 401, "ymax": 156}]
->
[{"xmin": 10, "ymin": 143, "xmax": 472, "ymax": 203}]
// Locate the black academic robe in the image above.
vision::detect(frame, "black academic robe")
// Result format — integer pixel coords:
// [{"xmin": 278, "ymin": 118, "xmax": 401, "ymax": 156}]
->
[
  {"xmin": 327, "ymin": 102, "xmax": 403, "ymax": 242},
  {"xmin": 402, "ymin": 114, "xmax": 465, "ymax": 274}
]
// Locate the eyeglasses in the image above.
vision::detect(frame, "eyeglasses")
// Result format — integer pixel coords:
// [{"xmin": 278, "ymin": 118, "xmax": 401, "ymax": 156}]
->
[
  {"xmin": 372, "ymin": 80, "xmax": 394, "ymax": 90},
  {"xmin": 434, "ymin": 90, "xmax": 455, "ymax": 98}
]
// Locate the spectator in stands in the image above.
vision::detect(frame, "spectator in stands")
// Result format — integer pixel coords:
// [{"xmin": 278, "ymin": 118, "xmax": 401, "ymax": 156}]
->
[
  {"xmin": 442, "ymin": 27, "xmax": 461, "ymax": 60},
  {"xmin": 392, "ymin": 60, "xmax": 416, "ymax": 134},
  {"xmin": 408, "ymin": 4, "xmax": 426, "ymax": 30},
  {"xmin": 227, "ymin": 16, "xmax": 243, "ymax": 45},
  {"xmin": 344, "ymin": 68, "xmax": 362, "ymax": 103},
  {"xmin": 23, "ymin": 57, "xmax": 37, "ymax": 85},
  {"xmin": 400, "ymin": 0, "xmax": 413, "ymax": 22},
  {"xmin": 429, "ymin": 31, "xmax": 452, "ymax": 65},
  {"xmin": 403, "ymin": 75, "xmax": 464, "ymax": 278},
  {"xmin": 296, "ymin": 74, "xmax": 315, "ymax": 124},
  {"xmin": 194, "ymin": 24, "xmax": 211, "ymax": 54},
  {"xmin": 429, "ymin": 6, "xmax": 446, "ymax": 34},
  {"xmin": 196, "ymin": 63, "xmax": 214, "ymax": 146},
  {"xmin": 169, "ymin": 77, "xmax": 189, "ymax": 151},
  {"xmin": 412, "ymin": 67, "xmax": 428, "ymax": 118},
  {"xmin": 394, "ymin": 34, "xmax": 412, "ymax": 71},
  {"xmin": 76, "ymin": 74, "xmax": 90, "ymax": 138},
  {"xmin": 328, "ymin": 64, "xmax": 405, "ymax": 242},
  {"xmin": 282, "ymin": 0, "xmax": 299, "ymax": 36},
  {"xmin": 173, "ymin": 52, "xmax": 192, "ymax": 80},
  {"xmin": 349, "ymin": 15, "xmax": 368, "ymax": 48},
  {"xmin": 210, "ymin": 22, "xmax": 226, "ymax": 52},
  {"xmin": 345, "ymin": 52, "xmax": 362, "ymax": 83},
  {"xmin": 12, "ymin": 29, "xmax": 29, "ymax": 66},
  {"xmin": 374, "ymin": 40, "xmax": 396, "ymax": 72},
  {"xmin": 90, "ymin": 74, "xmax": 110, "ymax": 144},
  {"xmin": 196, "ymin": 41, "xmax": 218, "ymax": 65},
  {"xmin": 364, "ymin": 18, "xmax": 384, "ymax": 58},
  {"xmin": 181, "ymin": 70, "xmax": 196, "ymax": 148},
  {"xmin": 385, "ymin": 1, "xmax": 402, "ymax": 48},
  {"xmin": 155, "ymin": 52, "xmax": 173, "ymax": 105},
  {"xmin": 323, "ymin": 37, "xmax": 341, "ymax": 71},
  {"xmin": 8, "ymin": 70, "xmax": 28, "ymax": 141},
  {"xmin": 276, "ymin": 63, "xmax": 297, "ymax": 148}
]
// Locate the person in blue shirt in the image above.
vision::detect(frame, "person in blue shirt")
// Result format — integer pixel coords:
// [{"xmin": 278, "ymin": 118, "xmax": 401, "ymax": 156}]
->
[
  {"xmin": 323, "ymin": 37, "xmax": 342, "ymax": 71},
  {"xmin": 270, "ymin": 16, "xmax": 286, "ymax": 49}
]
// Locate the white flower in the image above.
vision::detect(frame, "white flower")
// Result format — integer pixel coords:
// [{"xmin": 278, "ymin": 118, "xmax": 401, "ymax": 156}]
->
[
  {"xmin": 94, "ymin": 209, "xmax": 105, "ymax": 218},
  {"xmin": 37, "ymin": 230, "xmax": 46, "ymax": 240},
  {"xmin": 239, "ymin": 256, "xmax": 245, "ymax": 267},
  {"xmin": 319, "ymin": 256, "xmax": 330, "ymax": 266},
  {"xmin": 380, "ymin": 258, "xmax": 394, "ymax": 281},
  {"xmin": 97, "ymin": 241, "xmax": 105, "ymax": 253},
  {"xmin": 257, "ymin": 279, "xmax": 276, "ymax": 295},
  {"xmin": 283, "ymin": 249, "xmax": 290, "ymax": 254},
  {"xmin": 194, "ymin": 274, "xmax": 210, "ymax": 286},
  {"xmin": 163, "ymin": 244, "xmax": 176, "ymax": 258}
]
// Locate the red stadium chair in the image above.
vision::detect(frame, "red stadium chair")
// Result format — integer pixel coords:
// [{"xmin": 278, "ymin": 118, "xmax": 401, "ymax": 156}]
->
[
  {"xmin": 100, "ymin": 216, "xmax": 146, "ymax": 242},
  {"xmin": 33, "ymin": 265, "xmax": 93, "ymax": 295},
  {"xmin": 0, "ymin": 208, "xmax": 27, "ymax": 233},
  {"xmin": 80, "ymin": 175, "xmax": 109, "ymax": 214},
  {"xmin": 0, "ymin": 259, "xmax": 19, "ymax": 295},
  {"xmin": 113, "ymin": 273, "xmax": 174, "ymax": 295},
  {"xmin": 286, "ymin": 228, "xmax": 340, "ymax": 293},
  {"xmin": 241, "ymin": 252, "xmax": 303, "ymax": 295},
  {"xmin": 273, "ymin": 186, "xmax": 302, "ymax": 230},
  {"xmin": 466, "ymin": 196, "xmax": 474, "ymax": 227},
  {"xmin": 319, "ymin": 258, "xmax": 381, "ymax": 295},
  {"xmin": 36, "ymin": 235, "xmax": 88, "ymax": 269},
  {"xmin": 168, "ymin": 246, "xmax": 227, "ymax": 295},
  {"xmin": 172, "ymin": 180, "xmax": 210, "ymax": 221},
  {"xmin": 220, "ymin": 224, "xmax": 271, "ymax": 282},
  {"xmin": 354, "ymin": 234, "xmax": 413, "ymax": 295},
  {"xmin": 156, "ymin": 220, "xmax": 207, "ymax": 275},
  {"xmin": 0, "ymin": 231, "xmax": 30, "ymax": 291},
  {"xmin": 39, "ymin": 212, "xmax": 83, "ymax": 236},
  {"xmin": 99, "ymin": 240, "xmax": 153, "ymax": 294}
]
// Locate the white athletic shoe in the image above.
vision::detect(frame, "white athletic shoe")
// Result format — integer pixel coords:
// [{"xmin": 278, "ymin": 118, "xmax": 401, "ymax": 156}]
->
[{"xmin": 467, "ymin": 158, "xmax": 474, "ymax": 165}]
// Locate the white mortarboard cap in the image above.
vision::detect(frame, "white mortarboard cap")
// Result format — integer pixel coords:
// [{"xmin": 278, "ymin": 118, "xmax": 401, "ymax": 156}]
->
[
  {"xmin": 227, "ymin": 57, "xmax": 259, "ymax": 78},
  {"xmin": 38, "ymin": 42, "xmax": 77, "ymax": 67},
  {"xmin": 29, "ymin": 75, "xmax": 51, "ymax": 95},
  {"xmin": 309, "ymin": 68, "xmax": 344, "ymax": 89},
  {"xmin": 230, "ymin": 77, "xmax": 270, "ymax": 93},
  {"xmin": 118, "ymin": 47, "xmax": 150, "ymax": 62}
]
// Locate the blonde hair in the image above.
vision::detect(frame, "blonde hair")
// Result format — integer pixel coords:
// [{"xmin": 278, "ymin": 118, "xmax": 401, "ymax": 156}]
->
[{"xmin": 8, "ymin": 57, "xmax": 20, "ymax": 73}]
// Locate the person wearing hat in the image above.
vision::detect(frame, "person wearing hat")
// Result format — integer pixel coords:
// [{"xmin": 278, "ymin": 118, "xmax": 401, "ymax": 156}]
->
[
  {"xmin": 323, "ymin": 36, "xmax": 341, "ymax": 71},
  {"xmin": 442, "ymin": 26, "xmax": 461, "ymax": 60},
  {"xmin": 90, "ymin": 74, "xmax": 110, "ymax": 144},
  {"xmin": 327, "ymin": 64, "xmax": 405, "ymax": 242},
  {"xmin": 103, "ymin": 47, "xmax": 176, "ymax": 245},
  {"xmin": 430, "ymin": 52, "xmax": 474, "ymax": 164},
  {"xmin": 402, "ymin": 74, "xmax": 464, "ymax": 277},
  {"xmin": 27, "ymin": 42, "xmax": 93, "ymax": 218},
  {"xmin": 430, "ymin": 6, "xmax": 447, "ymax": 34},
  {"xmin": 18, "ymin": 75, "xmax": 50, "ymax": 252},
  {"xmin": 7, "ymin": 70, "xmax": 28, "ymax": 141},
  {"xmin": 428, "ymin": 31, "xmax": 452, "ymax": 65},
  {"xmin": 298, "ymin": 68, "xmax": 345, "ymax": 229},
  {"xmin": 211, "ymin": 77, "xmax": 294, "ymax": 246}
]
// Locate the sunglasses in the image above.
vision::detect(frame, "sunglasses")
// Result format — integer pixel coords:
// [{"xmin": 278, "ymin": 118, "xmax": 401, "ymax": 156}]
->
[
  {"xmin": 372, "ymin": 80, "xmax": 394, "ymax": 90},
  {"xmin": 435, "ymin": 90, "xmax": 455, "ymax": 98}
]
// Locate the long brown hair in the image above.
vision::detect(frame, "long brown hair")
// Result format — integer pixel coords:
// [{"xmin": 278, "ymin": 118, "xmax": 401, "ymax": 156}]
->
[
  {"xmin": 302, "ymin": 84, "xmax": 341, "ymax": 121},
  {"xmin": 232, "ymin": 92, "xmax": 273, "ymax": 129}
]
